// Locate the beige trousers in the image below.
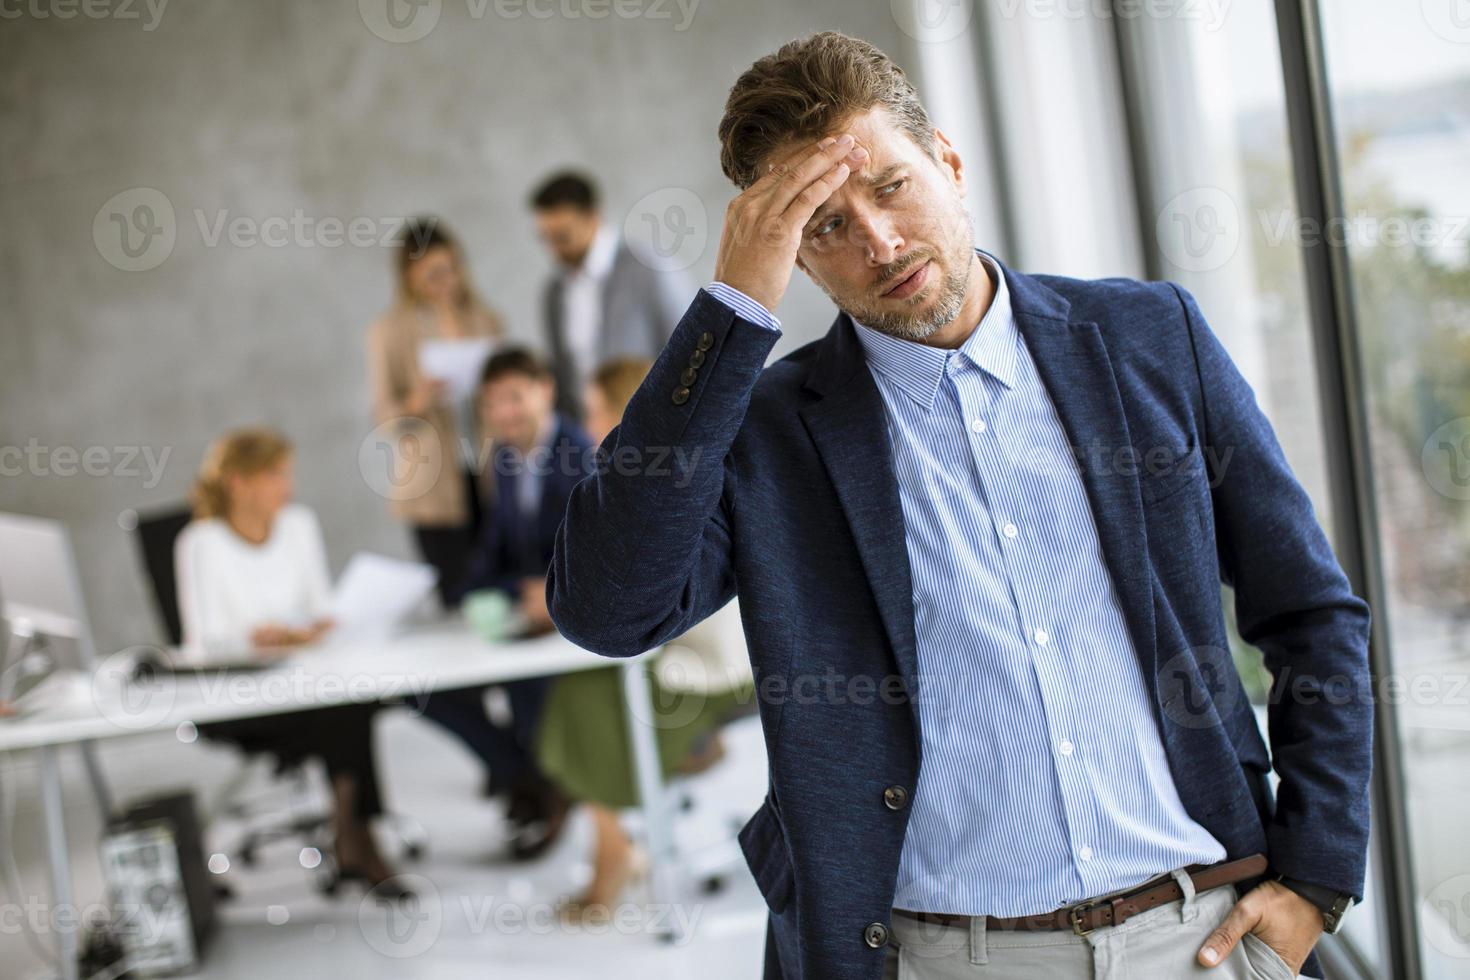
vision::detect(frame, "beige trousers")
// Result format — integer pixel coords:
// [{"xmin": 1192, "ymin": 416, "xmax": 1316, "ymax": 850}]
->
[{"xmin": 883, "ymin": 870, "xmax": 1305, "ymax": 980}]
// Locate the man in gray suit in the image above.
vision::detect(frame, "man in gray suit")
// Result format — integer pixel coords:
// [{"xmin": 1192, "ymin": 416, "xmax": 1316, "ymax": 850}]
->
[{"xmin": 530, "ymin": 171, "xmax": 689, "ymax": 419}]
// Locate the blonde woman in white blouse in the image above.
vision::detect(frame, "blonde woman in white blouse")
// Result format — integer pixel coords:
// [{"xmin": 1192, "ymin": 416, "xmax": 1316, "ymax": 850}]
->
[{"xmin": 176, "ymin": 428, "xmax": 406, "ymax": 898}]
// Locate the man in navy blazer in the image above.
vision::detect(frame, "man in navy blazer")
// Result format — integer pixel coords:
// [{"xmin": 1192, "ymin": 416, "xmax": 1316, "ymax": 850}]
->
[
  {"xmin": 422, "ymin": 346, "xmax": 594, "ymax": 860},
  {"xmin": 549, "ymin": 33, "xmax": 1371, "ymax": 980}
]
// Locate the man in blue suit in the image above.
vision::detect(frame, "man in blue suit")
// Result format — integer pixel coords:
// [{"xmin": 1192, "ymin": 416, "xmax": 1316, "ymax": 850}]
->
[
  {"xmin": 422, "ymin": 347, "xmax": 593, "ymax": 860},
  {"xmin": 549, "ymin": 32, "xmax": 1371, "ymax": 980}
]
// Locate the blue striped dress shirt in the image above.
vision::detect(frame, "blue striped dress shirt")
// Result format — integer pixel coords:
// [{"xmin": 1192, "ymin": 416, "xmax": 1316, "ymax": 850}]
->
[{"xmin": 706, "ymin": 257, "xmax": 1225, "ymax": 917}]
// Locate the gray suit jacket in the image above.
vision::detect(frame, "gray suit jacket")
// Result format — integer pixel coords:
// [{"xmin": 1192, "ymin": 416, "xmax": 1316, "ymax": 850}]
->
[{"xmin": 543, "ymin": 239, "xmax": 689, "ymax": 418}]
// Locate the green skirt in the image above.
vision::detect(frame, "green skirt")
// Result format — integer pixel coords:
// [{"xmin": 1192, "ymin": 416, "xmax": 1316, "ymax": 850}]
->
[{"xmin": 535, "ymin": 663, "xmax": 752, "ymax": 810}]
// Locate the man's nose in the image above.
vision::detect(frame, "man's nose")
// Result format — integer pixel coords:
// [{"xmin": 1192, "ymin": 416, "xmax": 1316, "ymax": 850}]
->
[{"xmin": 855, "ymin": 214, "xmax": 903, "ymax": 267}]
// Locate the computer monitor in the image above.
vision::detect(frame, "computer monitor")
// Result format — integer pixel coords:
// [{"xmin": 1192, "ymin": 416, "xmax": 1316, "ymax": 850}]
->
[{"xmin": 0, "ymin": 511, "xmax": 99, "ymax": 668}]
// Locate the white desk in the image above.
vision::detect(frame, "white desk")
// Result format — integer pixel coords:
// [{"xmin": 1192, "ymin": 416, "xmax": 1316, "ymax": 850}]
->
[{"xmin": 0, "ymin": 622, "xmax": 679, "ymax": 979}]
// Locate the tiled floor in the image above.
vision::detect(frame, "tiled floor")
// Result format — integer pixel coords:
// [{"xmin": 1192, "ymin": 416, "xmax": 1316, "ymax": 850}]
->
[{"xmin": 0, "ymin": 705, "xmax": 771, "ymax": 979}]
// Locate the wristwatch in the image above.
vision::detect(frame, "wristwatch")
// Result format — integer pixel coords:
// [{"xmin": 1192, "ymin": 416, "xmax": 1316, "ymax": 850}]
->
[{"xmin": 1276, "ymin": 875, "xmax": 1356, "ymax": 934}]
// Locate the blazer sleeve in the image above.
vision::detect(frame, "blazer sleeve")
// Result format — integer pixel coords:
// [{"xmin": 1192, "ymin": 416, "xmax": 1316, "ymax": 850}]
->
[
  {"xmin": 455, "ymin": 481, "xmax": 520, "ymax": 604},
  {"xmin": 548, "ymin": 288, "xmax": 781, "ymax": 657},
  {"xmin": 1174, "ymin": 282, "xmax": 1374, "ymax": 900}
]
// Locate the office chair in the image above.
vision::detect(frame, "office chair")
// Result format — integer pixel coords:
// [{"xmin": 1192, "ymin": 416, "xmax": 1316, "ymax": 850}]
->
[{"xmin": 131, "ymin": 506, "xmax": 427, "ymax": 894}]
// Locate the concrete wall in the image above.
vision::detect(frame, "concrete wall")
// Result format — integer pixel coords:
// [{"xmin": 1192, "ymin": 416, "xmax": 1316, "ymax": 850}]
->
[{"xmin": 0, "ymin": 0, "xmax": 923, "ymax": 656}]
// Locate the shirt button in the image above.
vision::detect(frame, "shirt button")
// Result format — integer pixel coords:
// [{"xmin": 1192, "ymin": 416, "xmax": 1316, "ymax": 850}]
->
[
  {"xmin": 1059, "ymin": 740, "xmax": 1075, "ymax": 756},
  {"xmin": 1080, "ymin": 846, "xmax": 1094, "ymax": 861},
  {"xmin": 1033, "ymin": 628, "xmax": 1049, "ymax": 646},
  {"xmin": 970, "ymin": 418, "xmax": 987, "ymax": 434},
  {"xmin": 1002, "ymin": 522, "xmax": 1018, "ymax": 539}
]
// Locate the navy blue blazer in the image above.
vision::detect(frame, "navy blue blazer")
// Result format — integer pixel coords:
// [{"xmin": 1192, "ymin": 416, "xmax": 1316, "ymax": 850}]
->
[
  {"xmin": 457, "ymin": 414, "xmax": 592, "ymax": 604},
  {"xmin": 549, "ymin": 262, "xmax": 1372, "ymax": 980}
]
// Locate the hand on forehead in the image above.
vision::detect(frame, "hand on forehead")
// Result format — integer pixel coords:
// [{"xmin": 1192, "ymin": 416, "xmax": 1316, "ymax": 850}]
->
[{"xmin": 767, "ymin": 132, "xmax": 872, "ymax": 178}]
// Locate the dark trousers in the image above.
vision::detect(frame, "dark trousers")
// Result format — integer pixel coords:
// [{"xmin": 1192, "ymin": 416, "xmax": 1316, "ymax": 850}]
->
[
  {"xmin": 203, "ymin": 703, "xmax": 384, "ymax": 819},
  {"xmin": 417, "ymin": 677, "xmax": 552, "ymax": 794},
  {"xmin": 412, "ymin": 469, "xmax": 484, "ymax": 609}
]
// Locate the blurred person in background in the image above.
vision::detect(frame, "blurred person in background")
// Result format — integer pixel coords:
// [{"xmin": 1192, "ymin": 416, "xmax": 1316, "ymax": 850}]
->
[
  {"xmin": 366, "ymin": 217, "xmax": 504, "ymax": 607},
  {"xmin": 530, "ymin": 172, "xmax": 688, "ymax": 419},
  {"xmin": 538, "ymin": 356, "xmax": 752, "ymax": 923},
  {"xmin": 417, "ymin": 348, "xmax": 589, "ymax": 860},
  {"xmin": 176, "ymin": 428, "xmax": 406, "ymax": 898}
]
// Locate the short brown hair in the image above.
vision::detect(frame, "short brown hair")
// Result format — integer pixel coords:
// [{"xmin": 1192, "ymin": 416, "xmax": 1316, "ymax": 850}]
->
[
  {"xmin": 480, "ymin": 346, "xmax": 551, "ymax": 387},
  {"xmin": 718, "ymin": 32, "xmax": 935, "ymax": 190},
  {"xmin": 590, "ymin": 357, "xmax": 652, "ymax": 417}
]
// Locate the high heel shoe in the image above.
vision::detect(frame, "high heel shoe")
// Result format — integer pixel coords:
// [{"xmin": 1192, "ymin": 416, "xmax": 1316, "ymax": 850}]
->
[{"xmin": 556, "ymin": 845, "xmax": 650, "ymax": 925}]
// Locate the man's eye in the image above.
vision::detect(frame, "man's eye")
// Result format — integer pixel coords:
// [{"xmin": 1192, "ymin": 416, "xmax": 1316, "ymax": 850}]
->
[
  {"xmin": 811, "ymin": 217, "xmax": 841, "ymax": 239},
  {"xmin": 879, "ymin": 179, "xmax": 905, "ymax": 197}
]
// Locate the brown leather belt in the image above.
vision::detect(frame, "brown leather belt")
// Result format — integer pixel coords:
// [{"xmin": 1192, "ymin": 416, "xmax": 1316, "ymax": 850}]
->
[{"xmin": 894, "ymin": 853, "xmax": 1268, "ymax": 937}]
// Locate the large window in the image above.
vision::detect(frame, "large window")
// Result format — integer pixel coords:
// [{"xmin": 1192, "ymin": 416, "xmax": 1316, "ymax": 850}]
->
[
  {"xmin": 1318, "ymin": 4, "xmax": 1470, "ymax": 977},
  {"xmin": 1116, "ymin": 0, "xmax": 1391, "ymax": 970}
]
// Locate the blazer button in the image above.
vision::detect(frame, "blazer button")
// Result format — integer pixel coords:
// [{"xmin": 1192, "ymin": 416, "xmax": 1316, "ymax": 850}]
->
[
  {"xmin": 680, "ymin": 367, "xmax": 698, "ymax": 386},
  {"xmin": 672, "ymin": 386, "xmax": 691, "ymax": 405},
  {"xmin": 863, "ymin": 922, "xmax": 889, "ymax": 948},
  {"xmin": 882, "ymin": 785, "xmax": 909, "ymax": 810},
  {"xmin": 688, "ymin": 348, "xmax": 706, "ymax": 368},
  {"xmin": 696, "ymin": 331, "xmax": 715, "ymax": 351}
]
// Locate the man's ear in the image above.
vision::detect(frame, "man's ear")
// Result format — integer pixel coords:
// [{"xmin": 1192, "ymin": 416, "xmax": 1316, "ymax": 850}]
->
[{"xmin": 932, "ymin": 127, "xmax": 966, "ymax": 199}]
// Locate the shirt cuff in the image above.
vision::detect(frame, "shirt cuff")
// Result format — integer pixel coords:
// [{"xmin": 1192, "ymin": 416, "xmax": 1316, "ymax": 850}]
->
[{"xmin": 704, "ymin": 282, "xmax": 782, "ymax": 334}]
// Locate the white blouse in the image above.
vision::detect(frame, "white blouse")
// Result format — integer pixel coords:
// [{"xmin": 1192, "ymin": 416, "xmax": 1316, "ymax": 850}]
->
[{"xmin": 174, "ymin": 503, "xmax": 332, "ymax": 660}]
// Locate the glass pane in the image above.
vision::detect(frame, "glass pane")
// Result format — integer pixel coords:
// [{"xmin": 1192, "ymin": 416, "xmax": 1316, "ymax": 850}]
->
[
  {"xmin": 1318, "ymin": 3, "xmax": 1470, "ymax": 977},
  {"xmin": 1119, "ymin": 1, "xmax": 1386, "ymax": 970}
]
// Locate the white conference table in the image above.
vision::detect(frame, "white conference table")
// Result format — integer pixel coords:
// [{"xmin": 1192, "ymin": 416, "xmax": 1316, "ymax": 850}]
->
[{"xmin": 0, "ymin": 621, "xmax": 678, "ymax": 980}]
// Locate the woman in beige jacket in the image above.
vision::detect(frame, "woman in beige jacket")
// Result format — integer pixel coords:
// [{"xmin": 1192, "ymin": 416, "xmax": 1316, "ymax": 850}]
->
[{"xmin": 366, "ymin": 218, "xmax": 503, "ymax": 604}]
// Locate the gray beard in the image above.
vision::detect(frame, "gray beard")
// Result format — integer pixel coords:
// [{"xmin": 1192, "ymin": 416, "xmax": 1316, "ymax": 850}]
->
[
  {"xmin": 817, "ymin": 238, "xmax": 976, "ymax": 343},
  {"xmin": 848, "ymin": 256, "xmax": 972, "ymax": 341}
]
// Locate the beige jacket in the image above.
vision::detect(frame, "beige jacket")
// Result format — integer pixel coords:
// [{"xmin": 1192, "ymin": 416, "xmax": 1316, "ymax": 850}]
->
[{"xmin": 365, "ymin": 302, "xmax": 503, "ymax": 526}]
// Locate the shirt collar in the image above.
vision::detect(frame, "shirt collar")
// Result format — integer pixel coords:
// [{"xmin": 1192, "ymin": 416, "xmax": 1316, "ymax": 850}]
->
[{"xmin": 853, "ymin": 252, "xmax": 1017, "ymax": 411}]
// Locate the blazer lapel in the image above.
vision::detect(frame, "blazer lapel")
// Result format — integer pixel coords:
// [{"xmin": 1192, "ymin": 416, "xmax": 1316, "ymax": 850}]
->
[
  {"xmin": 1005, "ymin": 267, "xmax": 1159, "ymax": 684},
  {"xmin": 799, "ymin": 316, "xmax": 922, "ymax": 723}
]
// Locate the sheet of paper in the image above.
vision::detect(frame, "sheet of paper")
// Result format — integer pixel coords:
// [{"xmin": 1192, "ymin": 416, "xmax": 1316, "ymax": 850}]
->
[
  {"xmin": 328, "ymin": 552, "xmax": 439, "ymax": 641},
  {"xmin": 418, "ymin": 338, "xmax": 496, "ymax": 405}
]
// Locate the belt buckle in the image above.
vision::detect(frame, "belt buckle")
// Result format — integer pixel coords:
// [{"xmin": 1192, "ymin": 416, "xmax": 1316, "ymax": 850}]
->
[{"xmin": 1069, "ymin": 899, "xmax": 1101, "ymax": 937}]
